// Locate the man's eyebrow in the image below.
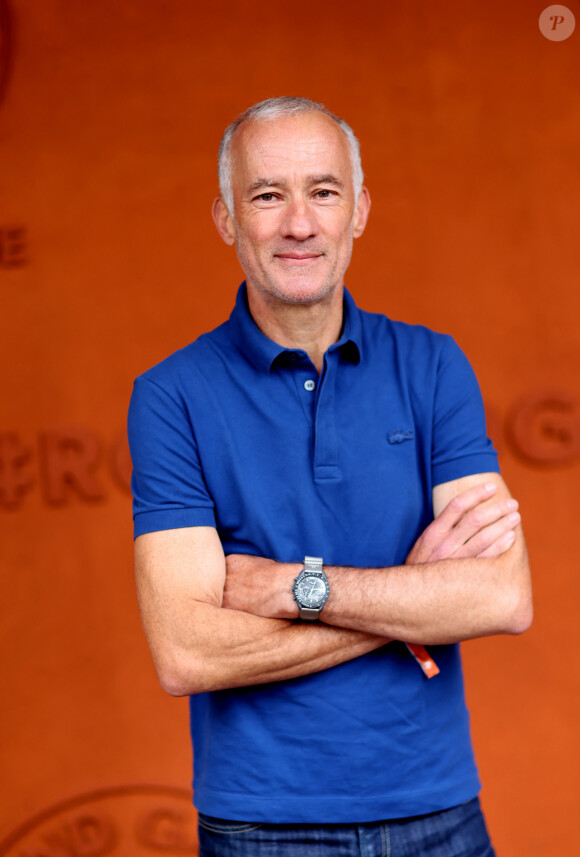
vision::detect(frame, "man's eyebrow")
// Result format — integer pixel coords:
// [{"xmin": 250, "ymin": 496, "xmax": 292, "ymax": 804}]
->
[
  {"xmin": 247, "ymin": 178, "xmax": 288, "ymax": 193},
  {"xmin": 306, "ymin": 173, "xmax": 344, "ymax": 188},
  {"xmin": 246, "ymin": 174, "xmax": 345, "ymax": 194}
]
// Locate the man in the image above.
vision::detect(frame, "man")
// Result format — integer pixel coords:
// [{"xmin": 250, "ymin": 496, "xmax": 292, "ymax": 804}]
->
[{"xmin": 128, "ymin": 96, "xmax": 532, "ymax": 856}]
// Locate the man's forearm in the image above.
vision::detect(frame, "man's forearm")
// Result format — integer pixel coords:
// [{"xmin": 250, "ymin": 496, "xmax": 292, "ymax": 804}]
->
[
  {"xmin": 224, "ymin": 543, "xmax": 530, "ymax": 645},
  {"xmin": 320, "ymin": 539, "xmax": 531, "ymax": 643},
  {"xmin": 222, "ymin": 480, "xmax": 532, "ymax": 644},
  {"xmin": 135, "ymin": 527, "xmax": 391, "ymax": 698},
  {"xmin": 145, "ymin": 599, "xmax": 390, "ymax": 696}
]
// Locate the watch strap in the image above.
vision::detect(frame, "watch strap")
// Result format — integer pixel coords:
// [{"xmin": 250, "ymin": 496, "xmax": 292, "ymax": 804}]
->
[
  {"xmin": 303, "ymin": 555, "xmax": 323, "ymax": 572},
  {"xmin": 299, "ymin": 606, "xmax": 321, "ymax": 621}
]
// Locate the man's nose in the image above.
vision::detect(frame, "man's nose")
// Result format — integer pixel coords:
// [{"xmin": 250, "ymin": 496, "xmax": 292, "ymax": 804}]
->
[{"xmin": 280, "ymin": 198, "xmax": 318, "ymax": 241}]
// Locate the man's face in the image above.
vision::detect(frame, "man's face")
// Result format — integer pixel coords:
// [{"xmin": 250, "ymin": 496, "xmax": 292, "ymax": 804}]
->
[{"xmin": 221, "ymin": 111, "xmax": 369, "ymax": 307}]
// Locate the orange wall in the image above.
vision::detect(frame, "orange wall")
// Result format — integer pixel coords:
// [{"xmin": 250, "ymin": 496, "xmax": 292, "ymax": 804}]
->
[{"xmin": 1, "ymin": 1, "xmax": 579, "ymax": 854}]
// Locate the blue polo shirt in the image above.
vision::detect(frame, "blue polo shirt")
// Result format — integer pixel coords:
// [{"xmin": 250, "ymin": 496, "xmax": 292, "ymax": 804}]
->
[{"xmin": 128, "ymin": 283, "xmax": 499, "ymax": 823}]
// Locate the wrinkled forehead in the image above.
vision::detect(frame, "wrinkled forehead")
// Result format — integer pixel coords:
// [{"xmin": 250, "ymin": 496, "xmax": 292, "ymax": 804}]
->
[{"xmin": 229, "ymin": 112, "xmax": 353, "ymax": 190}]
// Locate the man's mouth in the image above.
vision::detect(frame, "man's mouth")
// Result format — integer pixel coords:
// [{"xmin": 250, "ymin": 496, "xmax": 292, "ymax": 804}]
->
[{"xmin": 274, "ymin": 252, "xmax": 323, "ymax": 265}]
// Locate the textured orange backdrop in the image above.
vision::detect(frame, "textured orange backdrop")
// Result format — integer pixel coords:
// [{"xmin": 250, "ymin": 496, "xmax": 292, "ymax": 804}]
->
[{"xmin": 1, "ymin": 1, "xmax": 579, "ymax": 855}]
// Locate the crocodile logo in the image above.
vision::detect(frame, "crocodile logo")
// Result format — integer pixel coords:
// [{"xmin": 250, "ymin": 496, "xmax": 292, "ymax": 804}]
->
[{"xmin": 387, "ymin": 429, "xmax": 414, "ymax": 444}]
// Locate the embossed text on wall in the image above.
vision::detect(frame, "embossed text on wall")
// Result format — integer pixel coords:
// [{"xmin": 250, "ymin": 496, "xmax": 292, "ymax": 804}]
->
[
  {"xmin": 0, "ymin": 429, "xmax": 131, "ymax": 509},
  {"xmin": 0, "ymin": 786, "xmax": 198, "ymax": 857},
  {"xmin": 0, "ymin": 227, "xmax": 28, "ymax": 267},
  {"xmin": 1, "ymin": 388, "xmax": 578, "ymax": 511}
]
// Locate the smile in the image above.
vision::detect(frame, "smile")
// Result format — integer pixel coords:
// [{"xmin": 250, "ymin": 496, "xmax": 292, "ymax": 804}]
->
[{"xmin": 275, "ymin": 253, "xmax": 322, "ymax": 265}]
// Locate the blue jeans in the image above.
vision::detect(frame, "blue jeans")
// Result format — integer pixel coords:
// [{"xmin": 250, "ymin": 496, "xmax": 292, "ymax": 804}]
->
[{"xmin": 197, "ymin": 797, "xmax": 496, "ymax": 856}]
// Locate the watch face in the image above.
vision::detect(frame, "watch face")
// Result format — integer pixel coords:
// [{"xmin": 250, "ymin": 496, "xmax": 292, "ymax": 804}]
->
[{"xmin": 295, "ymin": 575, "xmax": 328, "ymax": 608}]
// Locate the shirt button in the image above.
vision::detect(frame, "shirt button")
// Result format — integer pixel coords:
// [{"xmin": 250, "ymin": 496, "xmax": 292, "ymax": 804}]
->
[{"xmin": 304, "ymin": 379, "xmax": 316, "ymax": 391}]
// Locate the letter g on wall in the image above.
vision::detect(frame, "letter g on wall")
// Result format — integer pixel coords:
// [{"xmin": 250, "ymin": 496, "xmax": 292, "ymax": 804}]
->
[{"xmin": 508, "ymin": 389, "xmax": 580, "ymax": 465}]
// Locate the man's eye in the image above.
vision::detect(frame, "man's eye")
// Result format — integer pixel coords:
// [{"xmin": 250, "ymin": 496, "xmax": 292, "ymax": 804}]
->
[
  {"xmin": 315, "ymin": 189, "xmax": 334, "ymax": 198},
  {"xmin": 257, "ymin": 193, "xmax": 276, "ymax": 202}
]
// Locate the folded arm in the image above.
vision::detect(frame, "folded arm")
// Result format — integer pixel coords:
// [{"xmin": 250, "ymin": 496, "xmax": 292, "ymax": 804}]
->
[
  {"xmin": 223, "ymin": 473, "xmax": 533, "ymax": 645},
  {"xmin": 134, "ymin": 526, "xmax": 390, "ymax": 697}
]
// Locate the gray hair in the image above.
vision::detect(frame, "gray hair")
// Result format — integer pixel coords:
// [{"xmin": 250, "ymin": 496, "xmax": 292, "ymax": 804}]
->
[{"xmin": 218, "ymin": 96, "xmax": 364, "ymax": 215}]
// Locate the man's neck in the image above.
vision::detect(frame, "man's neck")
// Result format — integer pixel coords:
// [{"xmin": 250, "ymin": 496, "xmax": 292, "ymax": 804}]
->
[{"xmin": 246, "ymin": 285, "xmax": 344, "ymax": 374}]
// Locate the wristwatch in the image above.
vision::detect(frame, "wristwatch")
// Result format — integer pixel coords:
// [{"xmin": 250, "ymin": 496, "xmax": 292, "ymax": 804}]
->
[{"xmin": 292, "ymin": 556, "xmax": 330, "ymax": 621}]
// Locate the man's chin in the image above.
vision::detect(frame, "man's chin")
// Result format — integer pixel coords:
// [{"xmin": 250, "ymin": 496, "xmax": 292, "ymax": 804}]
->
[{"xmin": 260, "ymin": 277, "xmax": 338, "ymax": 307}]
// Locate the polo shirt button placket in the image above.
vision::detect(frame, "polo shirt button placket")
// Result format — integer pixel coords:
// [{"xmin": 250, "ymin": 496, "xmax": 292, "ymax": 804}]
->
[
  {"xmin": 287, "ymin": 355, "xmax": 318, "ymax": 423},
  {"xmin": 312, "ymin": 355, "xmax": 341, "ymax": 484},
  {"xmin": 298, "ymin": 374, "xmax": 317, "ymax": 419}
]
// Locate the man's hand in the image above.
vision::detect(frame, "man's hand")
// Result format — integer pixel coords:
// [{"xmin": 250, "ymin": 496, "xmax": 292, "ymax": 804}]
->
[{"xmin": 405, "ymin": 481, "xmax": 520, "ymax": 565}]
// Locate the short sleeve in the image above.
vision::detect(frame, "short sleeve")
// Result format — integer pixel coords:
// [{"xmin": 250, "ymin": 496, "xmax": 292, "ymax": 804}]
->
[
  {"xmin": 431, "ymin": 337, "xmax": 499, "ymax": 486},
  {"xmin": 128, "ymin": 375, "xmax": 216, "ymax": 538}
]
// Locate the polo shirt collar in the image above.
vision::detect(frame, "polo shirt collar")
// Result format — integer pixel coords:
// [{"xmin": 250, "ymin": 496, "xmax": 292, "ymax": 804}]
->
[{"xmin": 229, "ymin": 283, "xmax": 363, "ymax": 372}]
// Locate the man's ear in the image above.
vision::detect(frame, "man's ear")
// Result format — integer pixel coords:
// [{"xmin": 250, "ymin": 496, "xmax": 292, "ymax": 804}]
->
[
  {"xmin": 352, "ymin": 186, "xmax": 371, "ymax": 239},
  {"xmin": 212, "ymin": 197, "xmax": 236, "ymax": 246}
]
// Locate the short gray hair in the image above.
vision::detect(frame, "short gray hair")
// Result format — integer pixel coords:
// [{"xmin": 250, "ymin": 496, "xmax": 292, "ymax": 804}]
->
[{"xmin": 218, "ymin": 96, "xmax": 364, "ymax": 215}]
